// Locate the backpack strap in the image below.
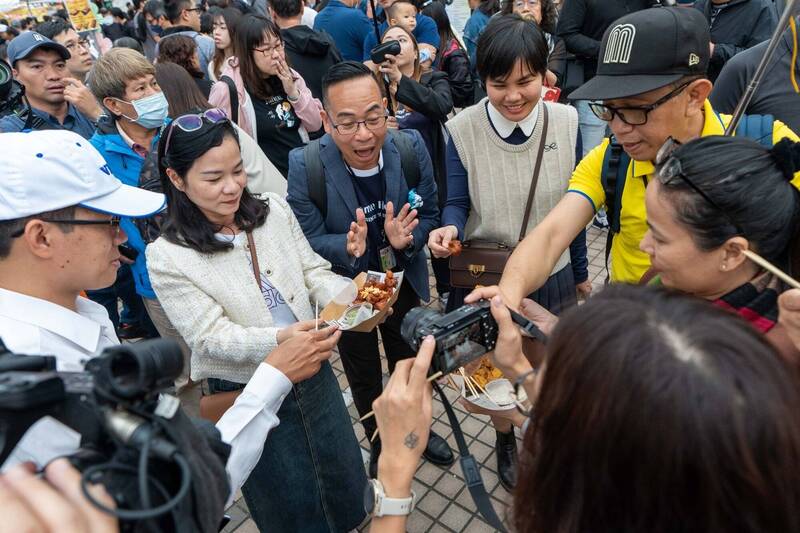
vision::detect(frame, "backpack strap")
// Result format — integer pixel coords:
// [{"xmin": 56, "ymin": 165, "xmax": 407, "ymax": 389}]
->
[
  {"xmin": 220, "ymin": 75, "xmax": 239, "ymax": 126},
  {"xmin": 388, "ymin": 129, "xmax": 420, "ymax": 189},
  {"xmin": 303, "ymin": 138, "xmax": 327, "ymax": 219},
  {"xmin": 600, "ymin": 136, "xmax": 630, "ymax": 275},
  {"xmin": 735, "ymin": 113, "xmax": 775, "ymax": 148}
]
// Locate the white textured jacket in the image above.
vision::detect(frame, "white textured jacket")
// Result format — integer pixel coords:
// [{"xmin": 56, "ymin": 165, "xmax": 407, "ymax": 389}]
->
[{"xmin": 146, "ymin": 193, "xmax": 347, "ymax": 384}]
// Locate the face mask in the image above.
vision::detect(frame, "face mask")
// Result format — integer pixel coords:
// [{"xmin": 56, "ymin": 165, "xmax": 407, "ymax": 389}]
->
[
  {"xmin": 148, "ymin": 24, "xmax": 163, "ymax": 36},
  {"xmin": 118, "ymin": 91, "xmax": 169, "ymax": 129}
]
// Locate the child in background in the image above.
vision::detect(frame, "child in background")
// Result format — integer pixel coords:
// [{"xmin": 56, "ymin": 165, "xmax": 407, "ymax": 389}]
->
[{"xmin": 386, "ymin": 0, "xmax": 417, "ymax": 33}]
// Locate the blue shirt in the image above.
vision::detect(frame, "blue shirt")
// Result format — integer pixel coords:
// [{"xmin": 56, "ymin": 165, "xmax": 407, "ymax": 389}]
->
[
  {"xmin": 463, "ymin": 9, "xmax": 490, "ymax": 67},
  {"xmin": 0, "ymin": 103, "xmax": 96, "ymax": 139},
  {"xmin": 314, "ymin": 0, "xmax": 374, "ymax": 62},
  {"xmin": 361, "ymin": 14, "xmax": 440, "ymax": 61}
]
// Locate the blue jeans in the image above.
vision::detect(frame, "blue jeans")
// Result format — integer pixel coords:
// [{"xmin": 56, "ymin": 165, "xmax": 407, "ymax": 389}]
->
[
  {"xmin": 575, "ymin": 100, "xmax": 609, "ymax": 157},
  {"xmin": 208, "ymin": 361, "xmax": 366, "ymax": 532}
]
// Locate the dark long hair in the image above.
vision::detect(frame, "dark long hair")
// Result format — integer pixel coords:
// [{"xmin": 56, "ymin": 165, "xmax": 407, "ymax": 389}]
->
[
  {"xmin": 155, "ymin": 62, "xmax": 211, "ymax": 117},
  {"xmin": 210, "ymin": 6, "xmax": 242, "ymax": 79},
  {"xmin": 655, "ymin": 136, "xmax": 800, "ymax": 264},
  {"xmin": 234, "ymin": 14, "xmax": 287, "ymax": 100},
  {"xmin": 421, "ymin": 0, "xmax": 464, "ymax": 58},
  {"xmin": 514, "ymin": 284, "xmax": 800, "ymax": 533},
  {"xmin": 500, "ymin": 0, "xmax": 557, "ymax": 34},
  {"xmin": 477, "ymin": 0, "xmax": 499, "ymax": 16},
  {"xmin": 158, "ymin": 118, "xmax": 268, "ymax": 253}
]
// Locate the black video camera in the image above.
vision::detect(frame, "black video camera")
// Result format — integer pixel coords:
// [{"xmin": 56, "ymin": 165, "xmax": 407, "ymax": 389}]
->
[
  {"xmin": 401, "ymin": 300, "xmax": 547, "ymax": 376},
  {"xmin": 370, "ymin": 39, "xmax": 401, "ymax": 64},
  {"xmin": 0, "ymin": 340, "xmax": 231, "ymax": 533}
]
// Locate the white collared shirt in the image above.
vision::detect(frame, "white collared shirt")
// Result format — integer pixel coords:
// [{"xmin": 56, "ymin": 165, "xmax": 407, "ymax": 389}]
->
[
  {"xmin": 0, "ymin": 287, "xmax": 291, "ymax": 504},
  {"xmin": 486, "ymin": 101, "xmax": 541, "ymax": 139},
  {"xmin": 0, "ymin": 288, "xmax": 118, "ymax": 371}
]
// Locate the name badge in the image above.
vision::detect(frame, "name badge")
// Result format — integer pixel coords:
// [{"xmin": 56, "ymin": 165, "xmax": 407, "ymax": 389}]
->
[{"xmin": 379, "ymin": 245, "xmax": 396, "ymax": 272}]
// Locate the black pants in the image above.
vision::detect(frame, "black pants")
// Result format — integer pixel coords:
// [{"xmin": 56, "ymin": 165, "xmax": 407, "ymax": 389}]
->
[{"xmin": 337, "ymin": 281, "xmax": 420, "ymax": 438}]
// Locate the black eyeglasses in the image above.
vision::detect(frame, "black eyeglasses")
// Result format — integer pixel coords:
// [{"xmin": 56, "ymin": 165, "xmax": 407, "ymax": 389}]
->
[
  {"xmin": 655, "ymin": 137, "xmax": 746, "ymax": 236},
  {"xmin": 589, "ymin": 81, "xmax": 692, "ymax": 126},
  {"xmin": 328, "ymin": 114, "xmax": 388, "ymax": 136},
  {"xmin": 11, "ymin": 216, "xmax": 122, "ymax": 238}
]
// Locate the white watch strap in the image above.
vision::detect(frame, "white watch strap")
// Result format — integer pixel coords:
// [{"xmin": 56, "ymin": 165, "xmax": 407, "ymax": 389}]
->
[{"xmin": 375, "ymin": 485, "xmax": 416, "ymax": 517}]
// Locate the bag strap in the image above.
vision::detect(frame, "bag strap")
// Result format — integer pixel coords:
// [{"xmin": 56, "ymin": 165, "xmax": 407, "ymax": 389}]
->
[
  {"xmin": 518, "ymin": 104, "xmax": 550, "ymax": 242},
  {"xmin": 433, "ymin": 381, "xmax": 507, "ymax": 532},
  {"xmin": 600, "ymin": 136, "xmax": 630, "ymax": 280},
  {"xmin": 304, "ymin": 138, "xmax": 327, "ymax": 218},
  {"xmin": 220, "ymin": 75, "xmax": 239, "ymax": 126},
  {"xmin": 245, "ymin": 231, "xmax": 261, "ymax": 285}
]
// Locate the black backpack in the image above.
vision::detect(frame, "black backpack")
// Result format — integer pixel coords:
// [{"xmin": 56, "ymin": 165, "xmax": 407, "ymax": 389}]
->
[
  {"xmin": 302, "ymin": 130, "xmax": 421, "ymax": 220},
  {"xmin": 600, "ymin": 113, "xmax": 775, "ymax": 272}
]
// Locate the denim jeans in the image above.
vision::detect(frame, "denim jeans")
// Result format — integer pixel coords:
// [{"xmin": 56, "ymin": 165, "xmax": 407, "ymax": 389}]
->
[
  {"xmin": 575, "ymin": 100, "xmax": 609, "ymax": 157},
  {"xmin": 208, "ymin": 360, "xmax": 366, "ymax": 532}
]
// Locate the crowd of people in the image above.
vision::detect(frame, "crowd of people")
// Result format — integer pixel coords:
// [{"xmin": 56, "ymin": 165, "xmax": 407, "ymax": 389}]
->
[{"xmin": 2, "ymin": 0, "xmax": 800, "ymax": 531}]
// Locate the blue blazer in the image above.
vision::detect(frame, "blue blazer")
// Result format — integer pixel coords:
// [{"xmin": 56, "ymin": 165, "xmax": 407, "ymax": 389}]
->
[{"xmin": 287, "ymin": 129, "xmax": 439, "ymax": 302}]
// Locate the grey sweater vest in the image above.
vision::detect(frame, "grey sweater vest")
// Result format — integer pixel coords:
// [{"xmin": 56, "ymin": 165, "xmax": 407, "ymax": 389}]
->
[{"xmin": 446, "ymin": 99, "xmax": 578, "ymax": 274}]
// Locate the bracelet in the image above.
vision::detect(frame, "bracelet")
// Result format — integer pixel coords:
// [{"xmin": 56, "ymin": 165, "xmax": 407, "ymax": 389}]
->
[{"xmin": 287, "ymin": 93, "xmax": 300, "ymax": 103}]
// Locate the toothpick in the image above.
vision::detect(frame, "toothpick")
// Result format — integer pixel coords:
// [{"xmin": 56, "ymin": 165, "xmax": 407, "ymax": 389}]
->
[
  {"xmin": 358, "ymin": 370, "xmax": 444, "ymax": 422},
  {"xmin": 459, "ymin": 367, "xmax": 479, "ymax": 398},
  {"xmin": 315, "ymin": 300, "xmax": 319, "ymax": 331},
  {"xmin": 447, "ymin": 375, "xmax": 459, "ymax": 391},
  {"xmin": 370, "ymin": 428, "xmax": 379, "ymax": 443},
  {"xmin": 467, "ymin": 375, "xmax": 502, "ymax": 407},
  {"xmin": 743, "ymin": 250, "xmax": 800, "ymax": 290}
]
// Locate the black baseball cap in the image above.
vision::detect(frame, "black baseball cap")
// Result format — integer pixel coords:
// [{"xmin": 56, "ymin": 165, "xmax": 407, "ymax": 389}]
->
[{"xmin": 569, "ymin": 7, "xmax": 710, "ymax": 101}]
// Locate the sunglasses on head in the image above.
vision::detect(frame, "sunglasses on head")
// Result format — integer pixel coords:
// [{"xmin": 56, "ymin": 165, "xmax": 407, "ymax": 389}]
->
[
  {"xmin": 163, "ymin": 108, "xmax": 229, "ymax": 154},
  {"xmin": 655, "ymin": 137, "xmax": 746, "ymax": 237}
]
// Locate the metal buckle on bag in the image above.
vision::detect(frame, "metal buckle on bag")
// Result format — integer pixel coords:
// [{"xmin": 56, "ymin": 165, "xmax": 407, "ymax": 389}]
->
[{"xmin": 468, "ymin": 264, "xmax": 485, "ymax": 277}]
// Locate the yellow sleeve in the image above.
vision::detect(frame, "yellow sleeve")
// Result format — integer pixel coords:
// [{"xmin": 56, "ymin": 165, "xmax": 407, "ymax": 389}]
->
[
  {"xmin": 771, "ymin": 119, "xmax": 800, "ymax": 188},
  {"xmin": 567, "ymin": 137, "xmax": 611, "ymax": 213}
]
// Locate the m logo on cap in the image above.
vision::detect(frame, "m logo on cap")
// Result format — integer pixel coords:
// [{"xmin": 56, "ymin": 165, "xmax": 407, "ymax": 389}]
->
[{"xmin": 603, "ymin": 24, "xmax": 636, "ymax": 65}]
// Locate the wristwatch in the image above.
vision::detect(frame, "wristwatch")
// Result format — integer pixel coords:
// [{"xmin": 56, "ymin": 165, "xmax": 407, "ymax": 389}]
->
[{"xmin": 363, "ymin": 479, "xmax": 416, "ymax": 517}]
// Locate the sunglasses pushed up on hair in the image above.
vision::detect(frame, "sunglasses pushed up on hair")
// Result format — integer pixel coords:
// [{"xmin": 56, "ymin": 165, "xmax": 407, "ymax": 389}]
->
[{"xmin": 163, "ymin": 108, "xmax": 229, "ymax": 154}]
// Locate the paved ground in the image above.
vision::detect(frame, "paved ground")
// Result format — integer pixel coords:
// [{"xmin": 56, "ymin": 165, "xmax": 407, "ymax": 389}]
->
[{"xmin": 222, "ymin": 226, "xmax": 609, "ymax": 532}]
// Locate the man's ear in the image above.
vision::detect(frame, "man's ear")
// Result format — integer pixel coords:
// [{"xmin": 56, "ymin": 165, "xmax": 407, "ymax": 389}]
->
[
  {"xmin": 321, "ymin": 109, "xmax": 333, "ymax": 135},
  {"xmin": 684, "ymin": 78, "xmax": 712, "ymax": 118},
  {"xmin": 22, "ymin": 220, "xmax": 59, "ymax": 260}
]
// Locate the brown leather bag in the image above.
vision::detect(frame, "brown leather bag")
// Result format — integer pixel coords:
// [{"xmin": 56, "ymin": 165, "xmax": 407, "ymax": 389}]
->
[
  {"xmin": 449, "ymin": 105, "xmax": 550, "ymax": 289},
  {"xmin": 199, "ymin": 231, "xmax": 262, "ymax": 423}
]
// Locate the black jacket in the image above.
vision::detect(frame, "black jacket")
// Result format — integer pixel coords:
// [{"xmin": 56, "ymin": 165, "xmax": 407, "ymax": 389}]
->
[
  {"xmin": 281, "ymin": 25, "xmax": 343, "ymax": 100},
  {"xmin": 556, "ymin": 0, "xmax": 652, "ymax": 80},
  {"xmin": 439, "ymin": 39, "xmax": 475, "ymax": 108},
  {"xmin": 710, "ymin": 21, "xmax": 800, "ymax": 131},
  {"xmin": 695, "ymin": 0, "xmax": 776, "ymax": 81},
  {"xmin": 395, "ymin": 70, "xmax": 453, "ymax": 205}
]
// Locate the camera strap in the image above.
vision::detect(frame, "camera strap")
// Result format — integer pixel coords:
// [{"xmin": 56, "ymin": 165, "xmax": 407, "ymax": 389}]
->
[{"xmin": 432, "ymin": 381, "xmax": 508, "ymax": 532}]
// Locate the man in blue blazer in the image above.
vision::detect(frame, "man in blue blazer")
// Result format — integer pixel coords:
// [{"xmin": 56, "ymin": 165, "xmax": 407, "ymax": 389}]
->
[{"xmin": 287, "ymin": 61, "xmax": 453, "ymax": 479}]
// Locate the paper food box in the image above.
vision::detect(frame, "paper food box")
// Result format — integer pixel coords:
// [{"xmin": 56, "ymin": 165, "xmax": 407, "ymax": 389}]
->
[{"xmin": 321, "ymin": 271, "xmax": 403, "ymax": 332}]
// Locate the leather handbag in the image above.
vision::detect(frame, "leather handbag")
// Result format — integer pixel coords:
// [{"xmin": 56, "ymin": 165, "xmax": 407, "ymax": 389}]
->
[
  {"xmin": 449, "ymin": 105, "xmax": 549, "ymax": 289},
  {"xmin": 199, "ymin": 231, "xmax": 262, "ymax": 423}
]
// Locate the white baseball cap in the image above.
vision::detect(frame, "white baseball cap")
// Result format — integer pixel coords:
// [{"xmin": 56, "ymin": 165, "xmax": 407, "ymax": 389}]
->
[{"xmin": 0, "ymin": 130, "xmax": 166, "ymax": 221}]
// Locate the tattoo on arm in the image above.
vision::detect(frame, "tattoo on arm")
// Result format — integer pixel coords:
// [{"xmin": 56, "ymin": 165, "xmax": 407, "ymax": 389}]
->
[{"xmin": 403, "ymin": 431, "xmax": 419, "ymax": 449}]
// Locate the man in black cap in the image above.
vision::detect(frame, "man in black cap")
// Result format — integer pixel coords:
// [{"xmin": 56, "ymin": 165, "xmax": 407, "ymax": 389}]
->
[
  {"xmin": 0, "ymin": 32, "xmax": 96, "ymax": 137},
  {"xmin": 469, "ymin": 7, "xmax": 800, "ymax": 309}
]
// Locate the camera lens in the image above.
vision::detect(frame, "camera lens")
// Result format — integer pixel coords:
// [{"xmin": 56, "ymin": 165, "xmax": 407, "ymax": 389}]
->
[
  {"xmin": 400, "ymin": 307, "xmax": 442, "ymax": 350},
  {"xmin": 98, "ymin": 339, "xmax": 184, "ymax": 399},
  {"xmin": 0, "ymin": 60, "xmax": 12, "ymax": 102}
]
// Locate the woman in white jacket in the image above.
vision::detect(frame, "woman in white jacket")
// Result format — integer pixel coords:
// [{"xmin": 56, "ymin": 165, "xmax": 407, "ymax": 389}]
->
[{"xmin": 145, "ymin": 113, "xmax": 366, "ymax": 532}]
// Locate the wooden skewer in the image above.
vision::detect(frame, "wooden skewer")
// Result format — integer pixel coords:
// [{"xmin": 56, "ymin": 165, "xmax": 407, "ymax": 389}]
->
[
  {"xmin": 459, "ymin": 367, "xmax": 479, "ymax": 398},
  {"xmin": 447, "ymin": 375, "xmax": 459, "ymax": 391},
  {"xmin": 370, "ymin": 428, "xmax": 379, "ymax": 443},
  {"xmin": 466, "ymin": 375, "xmax": 502, "ymax": 407},
  {"xmin": 743, "ymin": 250, "xmax": 800, "ymax": 290},
  {"xmin": 358, "ymin": 370, "xmax": 444, "ymax": 422}
]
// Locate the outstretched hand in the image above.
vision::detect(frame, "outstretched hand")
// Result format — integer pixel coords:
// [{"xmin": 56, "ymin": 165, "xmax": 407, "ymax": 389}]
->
[
  {"xmin": 384, "ymin": 201, "xmax": 418, "ymax": 250},
  {"xmin": 347, "ymin": 208, "xmax": 368, "ymax": 258}
]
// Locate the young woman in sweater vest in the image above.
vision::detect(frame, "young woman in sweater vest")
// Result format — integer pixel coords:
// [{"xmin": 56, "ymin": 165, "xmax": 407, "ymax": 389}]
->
[
  {"xmin": 146, "ymin": 115, "xmax": 366, "ymax": 532},
  {"xmin": 427, "ymin": 14, "xmax": 587, "ymax": 491}
]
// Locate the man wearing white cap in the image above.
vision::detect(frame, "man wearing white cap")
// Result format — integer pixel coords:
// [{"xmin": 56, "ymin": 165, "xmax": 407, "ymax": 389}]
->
[{"xmin": 0, "ymin": 129, "xmax": 166, "ymax": 370}]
